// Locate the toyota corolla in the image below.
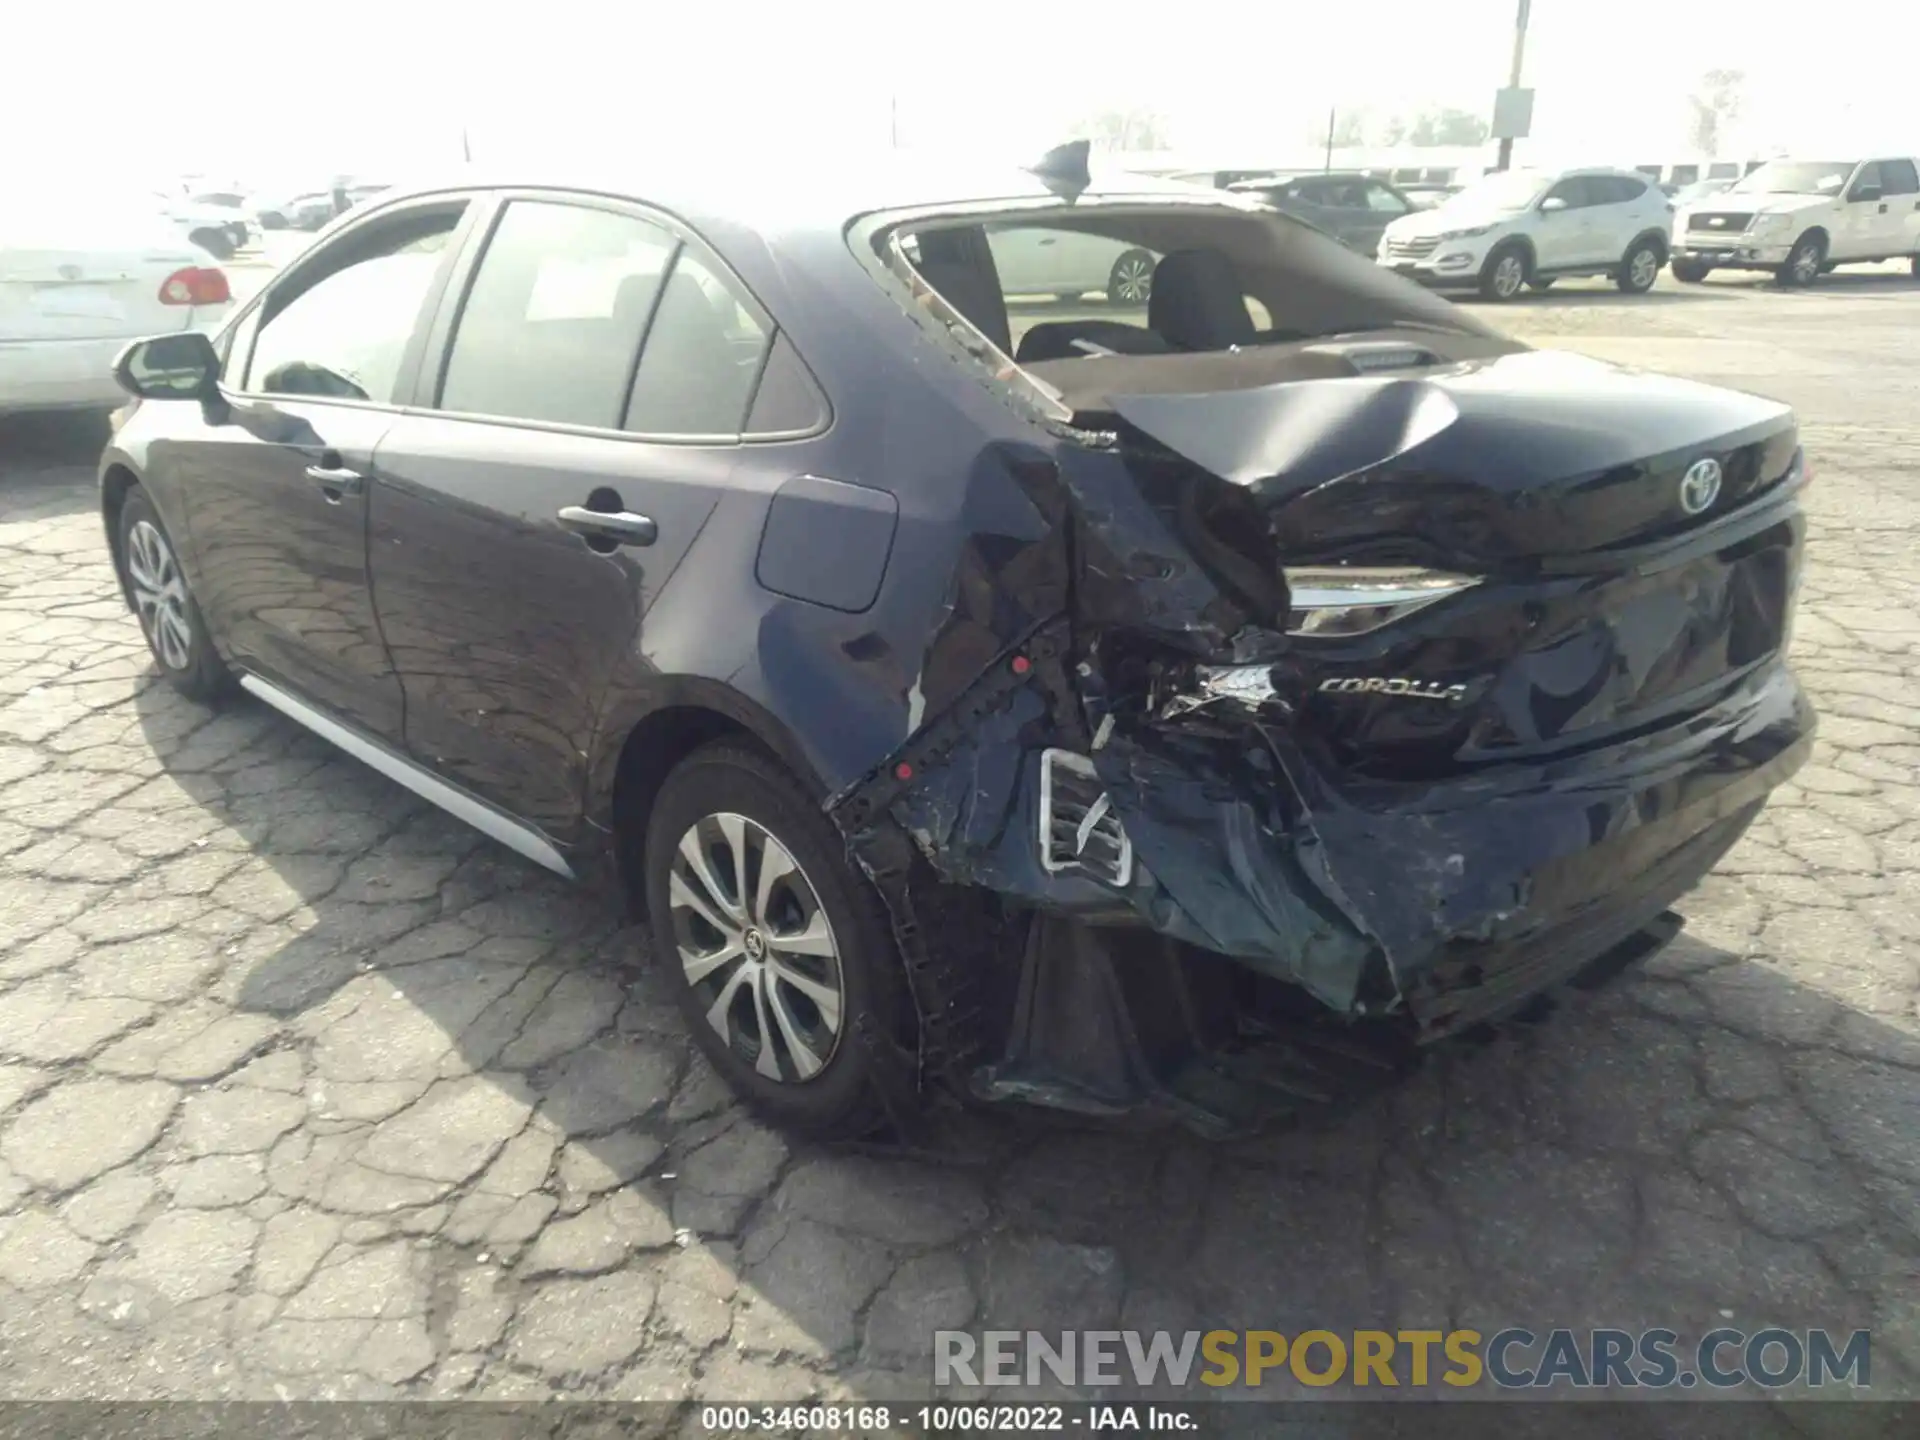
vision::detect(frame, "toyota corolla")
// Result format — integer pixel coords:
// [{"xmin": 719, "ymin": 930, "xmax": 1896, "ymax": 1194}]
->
[{"xmin": 99, "ymin": 145, "xmax": 1813, "ymax": 1138}]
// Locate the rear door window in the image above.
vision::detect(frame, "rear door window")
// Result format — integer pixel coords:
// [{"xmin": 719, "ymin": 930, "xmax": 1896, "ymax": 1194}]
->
[
  {"xmin": 622, "ymin": 248, "xmax": 772, "ymax": 436},
  {"xmin": 438, "ymin": 200, "xmax": 677, "ymax": 429},
  {"xmin": 1363, "ymin": 182, "xmax": 1410, "ymax": 215}
]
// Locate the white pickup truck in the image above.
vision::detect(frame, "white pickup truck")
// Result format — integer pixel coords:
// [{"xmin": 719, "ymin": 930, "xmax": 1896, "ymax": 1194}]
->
[{"xmin": 1671, "ymin": 157, "xmax": 1920, "ymax": 285}]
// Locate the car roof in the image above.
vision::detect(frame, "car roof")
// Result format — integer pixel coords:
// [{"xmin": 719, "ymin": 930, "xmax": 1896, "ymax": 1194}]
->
[{"xmin": 362, "ymin": 150, "xmax": 1236, "ymax": 237}]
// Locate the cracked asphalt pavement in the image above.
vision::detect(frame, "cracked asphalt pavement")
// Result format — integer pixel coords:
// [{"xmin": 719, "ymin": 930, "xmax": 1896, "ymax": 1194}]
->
[{"xmin": 1, "ymin": 271, "xmax": 1917, "ymax": 1422}]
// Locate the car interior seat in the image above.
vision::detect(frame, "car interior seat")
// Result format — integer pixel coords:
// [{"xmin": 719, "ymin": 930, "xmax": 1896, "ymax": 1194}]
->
[
  {"xmin": 910, "ymin": 227, "xmax": 1013, "ymax": 355},
  {"xmin": 1148, "ymin": 248, "xmax": 1257, "ymax": 352},
  {"xmin": 624, "ymin": 268, "xmax": 756, "ymax": 433}
]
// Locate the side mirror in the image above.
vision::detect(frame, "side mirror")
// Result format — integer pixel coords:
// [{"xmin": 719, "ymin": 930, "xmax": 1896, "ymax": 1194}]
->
[
  {"xmin": 1851, "ymin": 184, "xmax": 1883, "ymax": 203},
  {"xmin": 1539, "ymin": 196, "xmax": 1570, "ymax": 214},
  {"xmin": 112, "ymin": 331, "xmax": 221, "ymax": 402}
]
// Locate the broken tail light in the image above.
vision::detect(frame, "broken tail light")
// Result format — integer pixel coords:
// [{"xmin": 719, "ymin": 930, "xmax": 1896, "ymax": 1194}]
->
[{"xmin": 1283, "ymin": 567, "xmax": 1480, "ymax": 638}]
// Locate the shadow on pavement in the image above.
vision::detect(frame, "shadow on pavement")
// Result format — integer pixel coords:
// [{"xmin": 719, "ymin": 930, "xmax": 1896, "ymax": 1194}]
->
[
  {"xmin": 117, "ymin": 665, "xmax": 1920, "ymax": 1407},
  {"xmin": 0, "ymin": 413, "xmax": 114, "ymax": 524},
  {"xmin": 1457, "ymin": 284, "xmax": 1725, "ymax": 308},
  {"xmin": 1684, "ymin": 269, "xmax": 1920, "ymax": 295}
]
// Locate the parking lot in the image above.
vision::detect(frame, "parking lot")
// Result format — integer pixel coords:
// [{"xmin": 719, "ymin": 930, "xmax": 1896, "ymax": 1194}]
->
[{"xmin": 2, "ymin": 267, "xmax": 1918, "ymax": 1421}]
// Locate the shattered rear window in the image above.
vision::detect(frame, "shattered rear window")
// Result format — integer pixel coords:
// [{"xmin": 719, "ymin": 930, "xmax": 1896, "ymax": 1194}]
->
[{"xmin": 869, "ymin": 199, "xmax": 1513, "ymax": 417}]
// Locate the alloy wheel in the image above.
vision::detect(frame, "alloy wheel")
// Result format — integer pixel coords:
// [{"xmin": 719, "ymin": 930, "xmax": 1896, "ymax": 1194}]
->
[
  {"xmin": 1112, "ymin": 255, "xmax": 1153, "ymax": 303},
  {"xmin": 1792, "ymin": 243, "xmax": 1821, "ymax": 284},
  {"xmin": 668, "ymin": 812, "xmax": 846, "ymax": 1082},
  {"xmin": 125, "ymin": 519, "xmax": 193, "ymax": 670},
  {"xmin": 1629, "ymin": 248, "xmax": 1659, "ymax": 290},
  {"xmin": 1493, "ymin": 254, "xmax": 1525, "ymax": 299}
]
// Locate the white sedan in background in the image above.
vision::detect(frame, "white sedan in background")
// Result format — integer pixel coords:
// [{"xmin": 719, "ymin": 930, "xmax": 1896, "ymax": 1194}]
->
[
  {"xmin": 986, "ymin": 221, "xmax": 1159, "ymax": 304},
  {"xmin": 1, "ymin": 209, "xmax": 232, "ymax": 415}
]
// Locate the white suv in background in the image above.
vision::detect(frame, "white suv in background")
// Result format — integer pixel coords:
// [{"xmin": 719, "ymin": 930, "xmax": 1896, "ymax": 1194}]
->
[
  {"xmin": 1377, "ymin": 166, "xmax": 1674, "ymax": 301},
  {"xmin": 1671, "ymin": 157, "xmax": 1920, "ymax": 286}
]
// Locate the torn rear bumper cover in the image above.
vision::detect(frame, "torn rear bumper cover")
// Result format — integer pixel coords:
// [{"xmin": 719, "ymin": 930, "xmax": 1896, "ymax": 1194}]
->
[
  {"xmin": 828, "ymin": 358, "xmax": 1814, "ymax": 1128},
  {"xmin": 836, "ymin": 648, "xmax": 1808, "ymax": 1127}
]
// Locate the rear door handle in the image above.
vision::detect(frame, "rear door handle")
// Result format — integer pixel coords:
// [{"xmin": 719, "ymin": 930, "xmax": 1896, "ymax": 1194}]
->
[{"xmin": 557, "ymin": 505, "xmax": 658, "ymax": 547}]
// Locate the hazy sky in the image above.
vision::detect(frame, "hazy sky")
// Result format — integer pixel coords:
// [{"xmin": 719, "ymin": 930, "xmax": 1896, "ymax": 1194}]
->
[{"xmin": 11, "ymin": 0, "xmax": 1916, "ymax": 186}]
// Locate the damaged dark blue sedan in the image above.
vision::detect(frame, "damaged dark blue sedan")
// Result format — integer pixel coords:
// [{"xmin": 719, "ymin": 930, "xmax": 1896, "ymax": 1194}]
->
[{"xmin": 101, "ymin": 144, "xmax": 1813, "ymax": 1138}]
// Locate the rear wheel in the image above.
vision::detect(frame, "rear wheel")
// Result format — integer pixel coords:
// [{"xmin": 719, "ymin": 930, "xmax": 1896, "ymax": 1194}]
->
[
  {"xmin": 644, "ymin": 742, "xmax": 909, "ymax": 1139},
  {"xmin": 259, "ymin": 212, "xmax": 287, "ymax": 231},
  {"xmin": 1106, "ymin": 249, "xmax": 1155, "ymax": 305},
  {"xmin": 116, "ymin": 489, "xmax": 231, "ymax": 704},
  {"xmin": 1477, "ymin": 244, "xmax": 1529, "ymax": 301},
  {"xmin": 1616, "ymin": 237, "xmax": 1664, "ymax": 293},
  {"xmin": 1777, "ymin": 231, "xmax": 1825, "ymax": 287},
  {"xmin": 1670, "ymin": 259, "xmax": 1712, "ymax": 283}
]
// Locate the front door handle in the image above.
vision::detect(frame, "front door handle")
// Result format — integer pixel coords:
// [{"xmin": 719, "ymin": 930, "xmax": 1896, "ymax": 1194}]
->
[
  {"xmin": 557, "ymin": 505, "xmax": 658, "ymax": 547},
  {"xmin": 304, "ymin": 462, "xmax": 365, "ymax": 498}
]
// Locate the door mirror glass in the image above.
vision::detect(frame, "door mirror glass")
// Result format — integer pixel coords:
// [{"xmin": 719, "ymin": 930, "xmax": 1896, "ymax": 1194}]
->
[
  {"xmin": 1539, "ymin": 196, "xmax": 1569, "ymax": 213},
  {"xmin": 113, "ymin": 331, "xmax": 219, "ymax": 400}
]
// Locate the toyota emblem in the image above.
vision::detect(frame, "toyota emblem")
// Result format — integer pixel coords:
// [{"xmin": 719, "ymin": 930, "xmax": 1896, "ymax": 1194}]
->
[{"xmin": 1679, "ymin": 458, "xmax": 1723, "ymax": 515}]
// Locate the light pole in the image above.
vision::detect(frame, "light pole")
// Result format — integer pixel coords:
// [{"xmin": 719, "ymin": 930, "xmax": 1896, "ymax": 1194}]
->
[{"xmin": 1494, "ymin": 0, "xmax": 1532, "ymax": 172}]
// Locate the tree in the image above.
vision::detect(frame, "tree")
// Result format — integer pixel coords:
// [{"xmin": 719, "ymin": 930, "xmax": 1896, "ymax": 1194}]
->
[
  {"xmin": 1408, "ymin": 107, "xmax": 1490, "ymax": 147},
  {"xmin": 1077, "ymin": 107, "xmax": 1172, "ymax": 153},
  {"xmin": 1687, "ymin": 69, "xmax": 1745, "ymax": 156},
  {"xmin": 1304, "ymin": 110, "xmax": 1371, "ymax": 149}
]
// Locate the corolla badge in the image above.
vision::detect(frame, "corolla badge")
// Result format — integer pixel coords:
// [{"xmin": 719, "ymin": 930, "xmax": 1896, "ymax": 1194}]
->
[
  {"xmin": 1679, "ymin": 457, "xmax": 1724, "ymax": 515},
  {"xmin": 1319, "ymin": 676, "xmax": 1469, "ymax": 704}
]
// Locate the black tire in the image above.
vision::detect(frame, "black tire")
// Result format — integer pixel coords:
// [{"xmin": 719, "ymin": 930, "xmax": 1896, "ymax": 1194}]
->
[
  {"xmin": 644, "ymin": 742, "xmax": 910, "ymax": 1139},
  {"xmin": 1106, "ymin": 248, "xmax": 1155, "ymax": 305},
  {"xmin": 259, "ymin": 212, "xmax": 287, "ymax": 231},
  {"xmin": 116, "ymin": 489, "xmax": 232, "ymax": 704},
  {"xmin": 1616, "ymin": 236, "xmax": 1664, "ymax": 294},
  {"xmin": 1670, "ymin": 259, "xmax": 1712, "ymax": 284},
  {"xmin": 1777, "ymin": 231, "xmax": 1826, "ymax": 287},
  {"xmin": 1526, "ymin": 276, "xmax": 1555, "ymax": 292},
  {"xmin": 1477, "ymin": 243, "xmax": 1530, "ymax": 301},
  {"xmin": 188, "ymin": 227, "xmax": 235, "ymax": 261}
]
